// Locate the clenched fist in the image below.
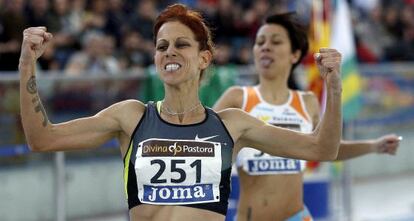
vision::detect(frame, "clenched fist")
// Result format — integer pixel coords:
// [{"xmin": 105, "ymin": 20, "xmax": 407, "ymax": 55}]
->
[
  {"xmin": 19, "ymin": 27, "xmax": 53, "ymax": 65},
  {"xmin": 373, "ymin": 134, "xmax": 401, "ymax": 155},
  {"xmin": 314, "ymin": 48, "xmax": 342, "ymax": 92}
]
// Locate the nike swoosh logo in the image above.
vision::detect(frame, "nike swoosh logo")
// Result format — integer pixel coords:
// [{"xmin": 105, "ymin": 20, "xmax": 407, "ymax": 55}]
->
[{"xmin": 195, "ymin": 134, "xmax": 219, "ymax": 141}]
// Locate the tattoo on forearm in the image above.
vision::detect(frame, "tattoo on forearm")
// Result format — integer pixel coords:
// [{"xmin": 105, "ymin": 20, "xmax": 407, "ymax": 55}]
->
[
  {"xmin": 247, "ymin": 207, "xmax": 252, "ymax": 221},
  {"xmin": 32, "ymin": 95, "xmax": 49, "ymax": 127},
  {"xmin": 26, "ymin": 75, "xmax": 48, "ymax": 127},
  {"xmin": 26, "ymin": 76, "xmax": 38, "ymax": 94}
]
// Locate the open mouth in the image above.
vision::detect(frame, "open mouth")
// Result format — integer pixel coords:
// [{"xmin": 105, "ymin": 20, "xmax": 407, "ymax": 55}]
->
[
  {"xmin": 164, "ymin": 63, "xmax": 181, "ymax": 72},
  {"xmin": 260, "ymin": 57, "xmax": 274, "ymax": 68}
]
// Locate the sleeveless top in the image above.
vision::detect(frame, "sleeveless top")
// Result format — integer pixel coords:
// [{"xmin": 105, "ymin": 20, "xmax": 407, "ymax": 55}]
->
[
  {"xmin": 123, "ymin": 102, "xmax": 234, "ymax": 215},
  {"xmin": 236, "ymin": 86, "xmax": 313, "ymax": 175}
]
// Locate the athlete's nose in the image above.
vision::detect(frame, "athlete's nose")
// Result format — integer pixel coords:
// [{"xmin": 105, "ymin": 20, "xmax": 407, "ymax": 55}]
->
[
  {"xmin": 166, "ymin": 45, "xmax": 177, "ymax": 57},
  {"xmin": 261, "ymin": 41, "xmax": 272, "ymax": 52}
]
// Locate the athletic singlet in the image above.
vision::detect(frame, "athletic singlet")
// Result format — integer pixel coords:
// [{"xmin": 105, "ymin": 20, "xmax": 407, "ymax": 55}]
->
[
  {"xmin": 236, "ymin": 86, "xmax": 313, "ymax": 175},
  {"xmin": 123, "ymin": 102, "xmax": 234, "ymax": 215}
]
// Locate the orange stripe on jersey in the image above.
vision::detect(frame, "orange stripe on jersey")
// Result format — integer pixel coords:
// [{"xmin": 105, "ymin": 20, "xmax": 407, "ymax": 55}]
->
[
  {"xmin": 244, "ymin": 87, "xmax": 261, "ymax": 113},
  {"xmin": 290, "ymin": 91, "xmax": 309, "ymax": 121}
]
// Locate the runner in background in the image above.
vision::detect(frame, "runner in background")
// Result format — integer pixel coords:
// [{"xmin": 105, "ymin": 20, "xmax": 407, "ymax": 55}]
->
[{"xmin": 214, "ymin": 13, "xmax": 401, "ymax": 221}]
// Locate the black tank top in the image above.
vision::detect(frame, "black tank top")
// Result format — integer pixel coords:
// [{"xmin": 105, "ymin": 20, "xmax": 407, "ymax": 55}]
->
[{"xmin": 123, "ymin": 102, "xmax": 234, "ymax": 215}]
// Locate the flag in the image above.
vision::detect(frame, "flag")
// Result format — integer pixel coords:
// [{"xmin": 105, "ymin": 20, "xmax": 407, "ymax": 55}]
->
[
  {"xmin": 304, "ymin": 0, "xmax": 362, "ymax": 172},
  {"xmin": 304, "ymin": 0, "xmax": 362, "ymax": 121},
  {"xmin": 331, "ymin": 0, "xmax": 362, "ymax": 121},
  {"xmin": 303, "ymin": 0, "xmax": 332, "ymax": 171},
  {"xmin": 303, "ymin": 0, "xmax": 331, "ymax": 115}
]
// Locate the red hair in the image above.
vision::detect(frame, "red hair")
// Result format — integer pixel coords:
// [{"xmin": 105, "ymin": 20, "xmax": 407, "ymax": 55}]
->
[{"xmin": 153, "ymin": 4, "xmax": 214, "ymax": 55}]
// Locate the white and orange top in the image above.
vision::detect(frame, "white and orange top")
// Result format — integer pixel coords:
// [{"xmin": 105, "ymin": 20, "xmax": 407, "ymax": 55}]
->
[{"xmin": 236, "ymin": 86, "xmax": 313, "ymax": 175}]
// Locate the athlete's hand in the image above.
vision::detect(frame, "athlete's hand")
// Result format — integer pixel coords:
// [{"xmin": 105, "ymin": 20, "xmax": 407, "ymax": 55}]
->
[
  {"xmin": 372, "ymin": 134, "xmax": 401, "ymax": 155},
  {"xmin": 19, "ymin": 27, "xmax": 53, "ymax": 65},
  {"xmin": 314, "ymin": 48, "xmax": 342, "ymax": 92}
]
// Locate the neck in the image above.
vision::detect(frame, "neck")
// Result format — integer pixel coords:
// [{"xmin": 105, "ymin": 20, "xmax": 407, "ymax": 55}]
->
[
  {"xmin": 258, "ymin": 71, "xmax": 290, "ymax": 105},
  {"xmin": 163, "ymin": 80, "xmax": 200, "ymax": 112}
]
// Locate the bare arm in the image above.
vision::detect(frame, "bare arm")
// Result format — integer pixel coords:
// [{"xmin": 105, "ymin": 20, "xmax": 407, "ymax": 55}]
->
[
  {"xmin": 19, "ymin": 27, "xmax": 143, "ymax": 152},
  {"xmin": 213, "ymin": 86, "xmax": 244, "ymax": 110},
  {"xmin": 220, "ymin": 108, "xmax": 333, "ymax": 161},
  {"xmin": 336, "ymin": 134, "xmax": 401, "ymax": 160},
  {"xmin": 310, "ymin": 51, "xmax": 342, "ymax": 159}
]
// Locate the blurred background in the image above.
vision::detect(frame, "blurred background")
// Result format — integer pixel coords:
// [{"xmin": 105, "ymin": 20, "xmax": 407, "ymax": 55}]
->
[{"xmin": 0, "ymin": 0, "xmax": 413, "ymax": 220}]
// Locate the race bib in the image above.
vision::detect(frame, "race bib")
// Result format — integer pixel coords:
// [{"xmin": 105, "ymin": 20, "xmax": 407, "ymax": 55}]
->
[
  {"xmin": 240, "ymin": 148, "xmax": 304, "ymax": 175},
  {"xmin": 135, "ymin": 138, "xmax": 222, "ymax": 205},
  {"xmin": 239, "ymin": 122, "xmax": 306, "ymax": 175}
]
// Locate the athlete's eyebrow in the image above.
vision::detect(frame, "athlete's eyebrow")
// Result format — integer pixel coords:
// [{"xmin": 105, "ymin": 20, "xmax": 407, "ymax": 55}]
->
[{"xmin": 156, "ymin": 36, "xmax": 193, "ymax": 44}]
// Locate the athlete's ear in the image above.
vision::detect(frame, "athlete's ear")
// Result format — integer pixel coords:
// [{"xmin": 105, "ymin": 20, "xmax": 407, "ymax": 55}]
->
[
  {"xmin": 199, "ymin": 50, "xmax": 212, "ymax": 70},
  {"xmin": 291, "ymin": 49, "xmax": 301, "ymax": 64}
]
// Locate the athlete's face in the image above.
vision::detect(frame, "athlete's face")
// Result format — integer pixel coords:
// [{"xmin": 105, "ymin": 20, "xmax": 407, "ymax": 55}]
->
[
  {"xmin": 253, "ymin": 24, "xmax": 301, "ymax": 78},
  {"xmin": 154, "ymin": 21, "xmax": 211, "ymax": 86}
]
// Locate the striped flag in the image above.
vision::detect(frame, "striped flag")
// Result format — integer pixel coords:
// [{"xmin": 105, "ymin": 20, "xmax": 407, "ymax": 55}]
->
[
  {"xmin": 331, "ymin": 0, "xmax": 362, "ymax": 121},
  {"xmin": 304, "ymin": 0, "xmax": 362, "ymax": 173},
  {"xmin": 303, "ymin": 0, "xmax": 332, "ymax": 171},
  {"xmin": 311, "ymin": 0, "xmax": 363, "ymax": 176},
  {"xmin": 304, "ymin": 0, "xmax": 362, "ymax": 121}
]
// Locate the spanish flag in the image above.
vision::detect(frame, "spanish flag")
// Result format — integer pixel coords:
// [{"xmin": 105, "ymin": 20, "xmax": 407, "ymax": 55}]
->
[
  {"xmin": 304, "ymin": 0, "xmax": 362, "ymax": 173},
  {"xmin": 304, "ymin": 0, "xmax": 362, "ymax": 121}
]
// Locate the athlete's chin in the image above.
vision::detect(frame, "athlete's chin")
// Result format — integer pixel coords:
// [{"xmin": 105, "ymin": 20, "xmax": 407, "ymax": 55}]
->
[
  {"xmin": 163, "ymin": 75, "xmax": 199, "ymax": 87},
  {"xmin": 257, "ymin": 65, "xmax": 273, "ymax": 74},
  {"xmin": 160, "ymin": 73, "xmax": 183, "ymax": 85},
  {"xmin": 163, "ymin": 79, "xmax": 181, "ymax": 87}
]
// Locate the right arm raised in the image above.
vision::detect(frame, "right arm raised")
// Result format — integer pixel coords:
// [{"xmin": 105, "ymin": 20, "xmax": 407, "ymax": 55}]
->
[{"xmin": 19, "ymin": 27, "xmax": 144, "ymax": 152}]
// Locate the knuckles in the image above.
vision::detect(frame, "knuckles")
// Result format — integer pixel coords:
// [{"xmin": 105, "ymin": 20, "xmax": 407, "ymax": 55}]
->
[{"xmin": 23, "ymin": 27, "xmax": 47, "ymax": 38}]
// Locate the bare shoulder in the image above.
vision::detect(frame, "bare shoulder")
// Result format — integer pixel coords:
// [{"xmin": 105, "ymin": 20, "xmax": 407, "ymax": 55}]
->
[
  {"xmin": 99, "ymin": 99, "xmax": 146, "ymax": 127},
  {"xmin": 214, "ymin": 86, "xmax": 244, "ymax": 110},
  {"xmin": 216, "ymin": 108, "xmax": 247, "ymax": 142},
  {"xmin": 117, "ymin": 99, "xmax": 146, "ymax": 113},
  {"xmin": 216, "ymin": 108, "xmax": 262, "ymax": 139},
  {"xmin": 101, "ymin": 99, "xmax": 145, "ymax": 115},
  {"xmin": 301, "ymin": 90, "xmax": 317, "ymax": 101},
  {"xmin": 224, "ymin": 86, "xmax": 244, "ymax": 96},
  {"xmin": 301, "ymin": 91, "xmax": 320, "ymax": 125},
  {"xmin": 301, "ymin": 91, "xmax": 319, "ymax": 109},
  {"xmin": 216, "ymin": 107, "xmax": 246, "ymax": 120}
]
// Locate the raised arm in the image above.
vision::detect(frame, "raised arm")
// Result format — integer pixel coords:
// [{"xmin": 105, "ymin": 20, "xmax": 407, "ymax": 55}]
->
[
  {"xmin": 221, "ymin": 48, "xmax": 343, "ymax": 161},
  {"xmin": 19, "ymin": 27, "xmax": 143, "ymax": 152}
]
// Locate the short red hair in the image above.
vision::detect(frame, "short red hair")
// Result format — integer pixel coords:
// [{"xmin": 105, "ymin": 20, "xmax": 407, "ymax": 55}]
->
[{"xmin": 153, "ymin": 4, "xmax": 214, "ymax": 55}]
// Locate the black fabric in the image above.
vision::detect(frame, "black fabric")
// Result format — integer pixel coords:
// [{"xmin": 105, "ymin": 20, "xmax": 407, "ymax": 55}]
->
[{"xmin": 124, "ymin": 102, "xmax": 234, "ymax": 215}]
